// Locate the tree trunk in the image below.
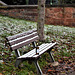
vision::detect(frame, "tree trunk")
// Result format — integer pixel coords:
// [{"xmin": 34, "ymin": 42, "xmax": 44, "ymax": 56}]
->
[
  {"xmin": 37, "ymin": 0, "xmax": 46, "ymax": 41},
  {"xmin": 26, "ymin": 0, "xmax": 29, "ymax": 5}
]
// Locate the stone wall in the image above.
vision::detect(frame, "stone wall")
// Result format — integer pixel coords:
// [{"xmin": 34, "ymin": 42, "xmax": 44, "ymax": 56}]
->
[{"xmin": 0, "ymin": 5, "xmax": 75, "ymax": 27}]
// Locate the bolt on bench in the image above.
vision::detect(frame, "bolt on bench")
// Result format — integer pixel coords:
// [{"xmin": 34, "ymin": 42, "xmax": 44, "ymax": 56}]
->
[{"xmin": 6, "ymin": 29, "xmax": 56, "ymax": 75}]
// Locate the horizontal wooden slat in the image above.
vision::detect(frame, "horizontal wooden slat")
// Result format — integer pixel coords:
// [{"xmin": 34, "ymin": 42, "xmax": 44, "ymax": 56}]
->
[
  {"xmin": 33, "ymin": 42, "xmax": 56, "ymax": 58},
  {"xmin": 28, "ymin": 43, "xmax": 52, "ymax": 58},
  {"xmin": 18, "ymin": 42, "xmax": 56, "ymax": 59},
  {"xmin": 6, "ymin": 29, "xmax": 39, "ymax": 50},
  {"xmin": 18, "ymin": 43, "xmax": 50, "ymax": 59},
  {"xmin": 6, "ymin": 29, "xmax": 37, "ymax": 41},
  {"xmin": 11, "ymin": 35, "xmax": 39, "ymax": 50},
  {"xmin": 9, "ymin": 32, "xmax": 38, "ymax": 46}
]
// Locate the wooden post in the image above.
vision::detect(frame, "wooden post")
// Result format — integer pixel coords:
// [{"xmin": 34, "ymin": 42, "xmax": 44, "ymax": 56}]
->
[
  {"xmin": 0, "ymin": 1, "xmax": 7, "ymax": 5},
  {"xmin": 37, "ymin": 0, "xmax": 46, "ymax": 41}
]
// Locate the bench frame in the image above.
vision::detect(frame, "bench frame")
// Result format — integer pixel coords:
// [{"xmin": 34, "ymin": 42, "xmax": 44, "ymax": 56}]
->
[
  {"xmin": 6, "ymin": 29, "xmax": 56, "ymax": 75},
  {"xmin": 15, "ymin": 43, "xmax": 55, "ymax": 75}
]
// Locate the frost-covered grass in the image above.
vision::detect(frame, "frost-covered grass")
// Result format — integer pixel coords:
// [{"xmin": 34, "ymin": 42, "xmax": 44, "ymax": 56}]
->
[
  {"xmin": 45, "ymin": 25, "xmax": 75, "ymax": 58},
  {"xmin": 0, "ymin": 15, "xmax": 36, "ymax": 36},
  {"xmin": 0, "ymin": 15, "xmax": 75, "ymax": 75},
  {"xmin": 0, "ymin": 15, "xmax": 37, "ymax": 50}
]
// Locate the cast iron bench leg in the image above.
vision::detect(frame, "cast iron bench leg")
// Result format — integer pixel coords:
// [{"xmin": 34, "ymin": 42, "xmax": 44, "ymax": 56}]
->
[
  {"xmin": 15, "ymin": 49, "xmax": 22, "ymax": 68},
  {"xmin": 48, "ymin": 50, "xmax": 55, "ymax": 62},
  {"xmin": 15, "ymin": 59, "xmax": 22, "ymax": 68},
  {"xmin": 33, "ymin": 60, "xmax": 43, "ymax": 75}
]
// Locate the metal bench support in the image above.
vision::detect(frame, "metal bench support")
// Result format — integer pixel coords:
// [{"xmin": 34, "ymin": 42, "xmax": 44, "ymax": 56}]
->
[
  {"xmin": 15, "ymin": 49, "xmax": 20, "ymax": 57},
  {"xmin": 32, "ymin": 42, "xmax": 43, "ymax": 75},
  {"xmin": 48, "ymin": 50, "xmax": 55, "ymax": 62},
  {"xmin": 15, "ymin": 49, "xmax": 22, "ymax": 68},
  {"xmin": 33, "ymin": 60, "xmax": 43, "ymax": 75},
  {"xmin": 15, "ymin": 59, "xmax": 22, "ymax": 68}
]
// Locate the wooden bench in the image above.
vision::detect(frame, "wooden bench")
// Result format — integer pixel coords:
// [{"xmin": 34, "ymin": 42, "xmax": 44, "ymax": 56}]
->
[{"xmin": 6, "ymin": 29, "xmax": 56, "ymax": 75}]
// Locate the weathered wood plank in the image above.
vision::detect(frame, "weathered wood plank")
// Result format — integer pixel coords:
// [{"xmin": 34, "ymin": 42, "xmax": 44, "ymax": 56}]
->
[
  {"xmin": 11, "ymin": 35, "xmax": 39, "ymax": 50},
  {"xmin": 9, "ymin": 32, "xmax": 38, "ymax": 45},
  {"xmin": 33, "ymin": 42, "xmax": 56, "ymax": 58},
  {"xmin": 0, "ymin": 1, "xmax": 7, "ymax": 5},
  {"xmin": 6, "ymin": 29, "xmax": 37, "ymax": 41},
  {"xmin": 28, "ymin": 43, "xmax": 52, "ymax": 58},
  {"xmin": 17, "ymin": 43, "xmax": 56, "ymax": 59},
  {"xmin": 18, "ymin": 43, "xmax": 49, "ymax": 59}
]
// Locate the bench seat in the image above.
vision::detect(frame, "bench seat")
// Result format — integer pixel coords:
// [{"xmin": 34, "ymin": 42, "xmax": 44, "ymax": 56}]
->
[{"xmin": 18, "ymin": 42, "xmax": 56, "ymax": 60}]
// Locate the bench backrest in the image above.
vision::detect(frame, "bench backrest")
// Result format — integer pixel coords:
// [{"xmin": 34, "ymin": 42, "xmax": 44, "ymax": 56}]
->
[{"xmin": 6, "ymin": 29, "xmax": 39, "ymax": 51}]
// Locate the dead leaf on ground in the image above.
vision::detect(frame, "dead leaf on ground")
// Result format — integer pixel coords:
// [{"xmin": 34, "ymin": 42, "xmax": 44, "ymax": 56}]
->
[
  {"xmin": 50, "ymin": 62, "xmax": 59, "ymax": 67},
  {"xmin": 0, "ymin": 73, "xmax": 2, "ymax": 75},
  {"xmin": 47, "ymin": 69, "xmax": 55, "ymax": 72},
  {"xmin": 58, "ymin": 59, "xmax": 63, "ymax": 63}
]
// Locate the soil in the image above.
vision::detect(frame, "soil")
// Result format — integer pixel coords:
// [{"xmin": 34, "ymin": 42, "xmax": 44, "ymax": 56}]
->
[{"xmin": 43, "ymin": 57, "xmax": 75, "ymax": 75}]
